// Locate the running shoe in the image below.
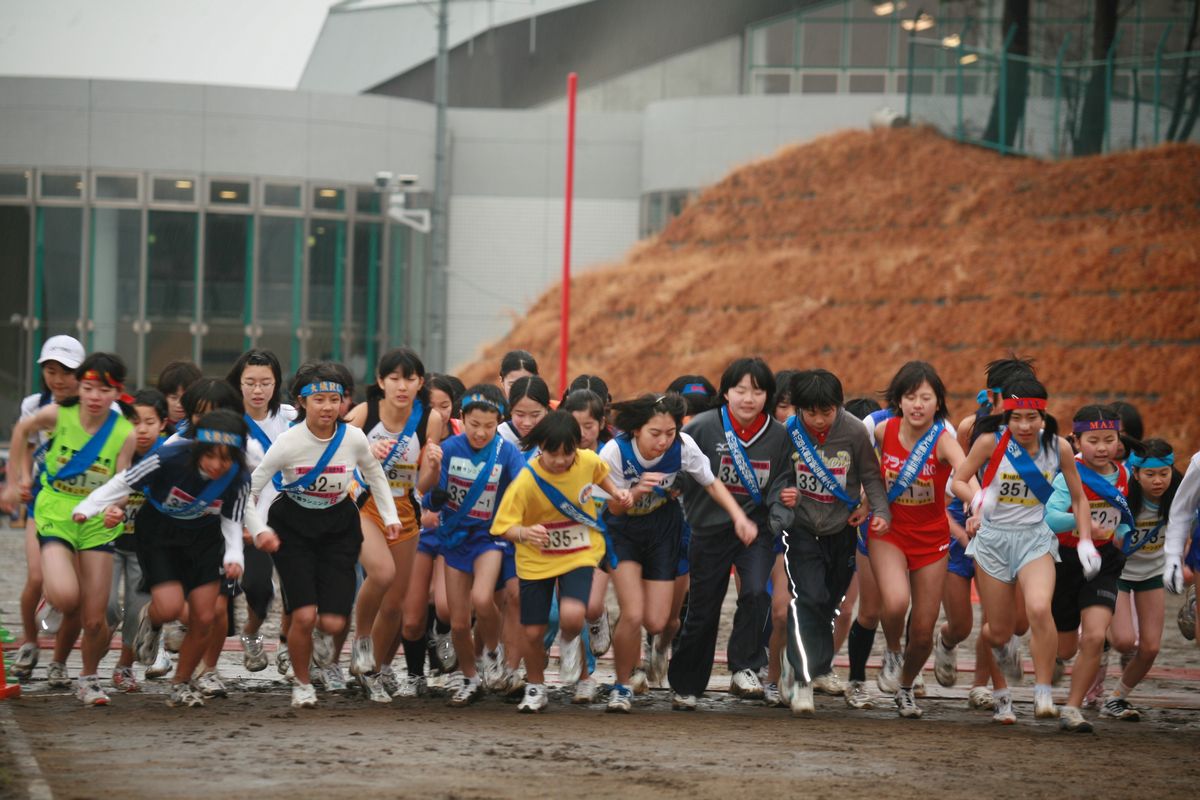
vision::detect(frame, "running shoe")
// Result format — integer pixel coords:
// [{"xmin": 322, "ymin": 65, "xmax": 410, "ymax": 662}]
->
[
  {"xmin": 894, "ymin": 687, "xmax": 923, "ymax": 719},
  {"xmin": 630, "ymin": 668, "xmax": 650, "ymax": 696},
  {"xmin": 573, "ymin": 677, "xmax": 598, "ymax": 704},
  {"xmin": 360, "ymin": 671, "xmax": 392, "ymax": 704},
  {"xmin": 992, "ymin": 692, "xmax": 1016, "ymax": 724},
  {"xmin": 379, "ymin": 664, "xmax": 400, "ymax": 695},
  {"xmin": 323, "ymin": 664, "xmax": 348, "ymax": 692},
  {"xmin": 46, "ymin": 661, "xmax": 71, "ymax": 688},
  {"xmin": 1099, "ymin": 696, "xmax": 1141, "ymax": 721},
  {"xmin": 393, "ymin": 672, "xmax": 426, "ymax": 699},
  {"xmin": 77, "ymin": 675, "xmax": 110, "ymax": 706},
  {"xmin": 504, "ymin": 669, "xmax": 527, "ymax": 697},
  {"xmin": 588, "ymin": 609, "xmax": 612, "ymax": 656},
  {"xmin": 558, "ymin": 634, "xmax": 583, "ymax": 685},
  {"xmin": 447, "ymin": 677, "xmax": 482, "ymax": 707},
  {"xmin": 442, "ymin": 671, "xmax": 466, "ymax": 698},
  {"xmin": 606, "ymin": 684, "xmax": 633, "ymax": 713},
  {"xmin": 1083, "ymin": 651, "xmax": 1108, "ymax": 708},
  {"xmin": 11, "ymin": 642, "xmax": 38, "ymax": 679},
  {"xmin": 1179, "ymin": 584, "xmax": 1196, "ymax": 641},
  {"xmin": 311, "ymin": 630, "xmax": 335, "ymax": 668},
  {"xmin": 350, "ymin": 636, "xmax": 375, "ymax": 678},
  {"xmin": 133, "ymin": 605, "xmax": 162, "ymax": 666},
  {"xmin": 845, "ymin": 680, "xmax": 874, "ymax": 710},
  {"xmin": 434, "ymin": 632, "xmax": 457, "ymax": 672},
  {"xmin": 166, "ymin": 681, "xmax": 205, "ymax": 708},
  {"xmin": 730, "ymin": 668, "xmax": 765, "ymax": 699},
  {"xmin": 144, "ymin": 642, "xmax": 172, "ymax": 679},
  {"xmin": 789, "ymin": 683, "xmax": 815, "ymax": 718},
  {"xmin": 241, "ymin": 633, "xmax": 269, "ymax": 672},
  {"xmin": 111, "ymin": 666, "xmax": 140, "ymax": 693},
  {"xmin": 671, "ymin": 692, "xmax": 697, "ymax": 711},
  {"xmin": 162, "ymin": 622, "xmax": 187, "ymax": 654},
  {"xmin": 811, "ymin": 671, "xmax": 846, "ymax": 696},
  {"xmin": 968, "ymin": 685, "xmax": 995, "ymax": 710},
  {"xmin": 482, "ymin": 649, "xmax": 506, "ymax": 691},
  {"xmin": 276, "ymin": 642, "xmax": 293, "ymax": 677},
  {"xmin": 1058, "ymin": 705, "xmax": 1093, "ymax": 733},
  {"xmin": 991, "ymin": 636, "xmax": 1023, "ymax": 685},
  {"xmin": 933, "ymin": 632, "xmax": 958, "ymax": 687},
  {"xmin": 517, "ymin": 684, "xmax": 548, "ymax": 713},
  {"xmin": 291, "ymin": 683, "xmax": 318, "ymax": 709},
  {"xmin": 646, "ymin": 635, "xmax": 668, "ymax": 687},
  {"xmin": 195, "ymin": 671, "xmax": 228, "ymax": 699},
  {"xmin": 1052, "ymin": 657, "xmax": 1067, "ymax": 686},
  {"xmin": 912, "ymin": 671, "xmax": 927, "ymax": 698},
  {"xmin": 1034, "ymin": 690, "xmax": 1059, "ymax": 719},
  {"xmin": 877, "ymin": 650, "xmax": 903, "ymax": 694},
  {"xmin": 763, "ymin": 682, "xmax": 786, "ymax": 708}
]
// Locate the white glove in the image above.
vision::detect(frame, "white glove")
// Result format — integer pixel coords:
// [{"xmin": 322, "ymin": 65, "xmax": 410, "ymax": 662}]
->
[
  {"xmin": 1163, "ymin": 556, "xmax": 1185, "ymax": 594},
  {"xmin": 1077, "ymin": 539, "xmax": 1102, "ymax": 581}
]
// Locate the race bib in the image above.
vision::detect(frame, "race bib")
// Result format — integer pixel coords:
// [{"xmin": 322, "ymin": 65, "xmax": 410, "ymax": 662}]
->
[
  {"xmin": 445, "ymin": 457, "xmax": 502, "ymax": 522},
  {"xmin": 628, "ymin": 473, "xmax": 677, "ymax": 516},
  {"xmin": 541, "ymin": 519, "xmax": 591, "ymax": 554},
  {"xmin": 50, "ymin": 456, "xmax": 112, "ymax": 497},
  {"xmin": 161, "ymin": 486, "xmax": 224, "ymax": 520},
  {"xmin": 995, "ymin": 470, "xmax": 1051, "ymax": 507},
  {"xmin": 123, "ymin": 492, "xmax": 146, "ymax": 531},
  {"xmin": 792, "ymin": 451, "xmax": 849, "ymax": 505},
  {"xmin": 881, "ymin": 452, "xmax": 936, "ymax": 507},
  {"xmin": 718, "ymin": 455, "xmax": 770, "ymax": 499},
  {"xmin": 1085, "ymin": 499, "xmax": 1120, "ymax": 544},
  {"xmin": 286, "ymin": 464, "xmax": 350, "ymax": 510},
  {"xmin": 1125, "ymin": 522, "xmax": 1162, "ymax": 554}
]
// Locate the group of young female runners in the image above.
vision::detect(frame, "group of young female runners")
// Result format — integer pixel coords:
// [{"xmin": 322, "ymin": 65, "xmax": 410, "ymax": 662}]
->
[{"xmin": 4, "ymin": 338, "xmax": 1197, "ymax": 730}]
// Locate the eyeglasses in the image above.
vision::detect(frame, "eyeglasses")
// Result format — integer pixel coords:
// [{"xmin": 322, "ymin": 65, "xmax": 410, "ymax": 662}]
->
[{"xmin": 241, "ymin": 380, "xmax": 275, "ymax": 391}]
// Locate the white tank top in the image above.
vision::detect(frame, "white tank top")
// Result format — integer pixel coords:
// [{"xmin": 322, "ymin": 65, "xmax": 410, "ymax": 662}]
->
[{"xmin": 985, "ymin": 436, "xmax": 1060, "ymax": 528}]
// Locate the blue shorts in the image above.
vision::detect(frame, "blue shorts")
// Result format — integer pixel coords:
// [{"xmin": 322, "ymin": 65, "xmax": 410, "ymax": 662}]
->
[
  {"xmin": 608, "ymin": 501, "xmax": 683, "ymax": 582},
  {"xmin": 966, "ymin": 520, "xmax": 1059, "ymax": 584},
  {"xmin": 676, "ymin": 519, "xmax": 692, "ymax": 577},
  {"xmin": 496, "ymin": 547, "xmax": 517, "ymax": 592},
  {"xmin": 947, "ymin": 535, "xmax": 975, "ymax": 579},
  {"xmin": 416, "ymin": 528, "xmax": 441, "ymax": 559},
  {"xmin": 442, "ymin": 528, "xmax": 509, "ymax": 576},
  {"xmin": 519, "ymin": 566, "xmax": 593, "ymax": 626},
  {"xmin": 855, "ymin": 522, "xmax": 869, "ymax": 557},
  {"xmin": 1187, "ymin": 528, "xmax": 1200, "ymax": 571}
]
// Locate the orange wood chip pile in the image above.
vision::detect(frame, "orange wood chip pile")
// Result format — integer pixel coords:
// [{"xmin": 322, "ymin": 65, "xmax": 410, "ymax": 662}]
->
[{"xmin": 456, "ymin": 127, "xmax": 1200, "ymax": 453}]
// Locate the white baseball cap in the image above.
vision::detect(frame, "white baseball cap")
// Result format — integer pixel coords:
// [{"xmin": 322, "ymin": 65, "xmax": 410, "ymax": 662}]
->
[{"xmin": 38, "ymin": 335, "xmax": 86, "ymax": 370}]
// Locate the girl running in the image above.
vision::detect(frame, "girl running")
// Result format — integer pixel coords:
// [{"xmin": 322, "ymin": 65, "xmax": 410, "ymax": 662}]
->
[
  {"xmin": 490, "ymin": 410, "xmax": 631, "ymax": 713},
  {"xmin": 953, "ymin": 378, "xmax": 1092, "ymax": 726},
  {"xmin": 156, "ymin": 360, "xmax": 202, "ymax": 432},
  {"xmin": 2, "ymin": 352, "xmax": 135, "ymax": 705},
  {"xmin": 72, "ymin": 409, "xmax": 249, "ymax": 708},
  {"xmin": 246, "ymin": 364, "xmax": 401, "ymax": 708}
]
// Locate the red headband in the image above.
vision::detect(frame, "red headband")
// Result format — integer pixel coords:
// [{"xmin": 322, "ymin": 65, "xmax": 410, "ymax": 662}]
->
[
  {"xmin": 1002, "ymin": 397, "xmax": 1047, "ymax": 411},
  {"xmin": 81, "ymin": 369, "xmax": 133, "ymax": 405}
]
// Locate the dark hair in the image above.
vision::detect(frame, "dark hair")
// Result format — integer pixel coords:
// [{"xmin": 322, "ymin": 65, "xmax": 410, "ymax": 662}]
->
[
  {"xmin": 507, "ymin": 375, "xmax": 551, "ymax": 414},
  {"xmin": 973, "ymin": 376, "xmax": 1057, "ymax": 452},
  {"xmin": 368, "ymin": 347, "xmax": 428, "ymax": 403},
  {"xmin": 788, "ymin": 369, "xmax": 843, "ymax": 411},
  {"xmin": 666, "ymin": 374, "xmax": 716, "ymax": 417},
  {"xmin": 157, "ymin": 360, "xmax": 203, "ymax": 396},
  {"xmin": 844, "ymin": 397, "xmax": 882, "ymax": 420},
  {"xmin": 327, "ymin": 361, "xmax": 356, "ymax": 407},
  {"xmin": 130, "ymin": 388, "xmax": 169, "ymax": 422},
  {"xmin": 189, "ymin": 408, "xmax": 248, "ymax": 477},
  {"xmin": 884, "ymin": 361, "xmax": 950, "ymax": 421},
  {"xmin": 521, "ymin": 409, "xmax": 580, "ymax": 455},
  {"xmin": 181, "ymin": 378, "xmax": 243, "ymax": 426},
  {"xmin": 567, "ymin": 374, "xmax": 610, "ymax": 403},
  {"xmin": 977, "ymin": 356, "xmax": 1037, "ymax": 421},
  {"xmin": 428, "ymin": 373, "xmax": 464, "ymax": 419},
  {"xmin": 499, "ymin": 349, "xmax": 539, "ymax": 379},
  {"xmin": 718, "ymin": 357, "xmax": 776, "ymax": 410},
  {"xmin": 460, "ymin": 383, "xmax": 507, "ymax": 420},
  {"xmin": 226, "ymin": 349, "xmax": 284, "ymax": 415},
  {"xmin": 773, "ymin": 370, "xmax": 798, "ymax": 407},
  {"xmin": 611, "ymin": 393, "xmax": 687, "ymax": 436},
  {"xmin": 63, "ymin": 353, "xmax": 133, "ymax": 415},
  {"xmin": 443, "ymin": 374, "xmax": 466, "ymax": 401},
  {"xmin": 1072, "ymin": 403, "xmax": 1140, "ymax": 463},
  {"xmin": 1107, "ymin": 400, "xmax": 1144, "ymax": 442},
  {"xmin": 561, "ymin": 389, "xmax": 606, "ymax": 424},
  {"xmin": 290, "ymin": 362, "xmax": 349, "ymax": 423},
  {"xmin": 1127, "ymin": 438, "xmax": 1183, "ymax": 521}
]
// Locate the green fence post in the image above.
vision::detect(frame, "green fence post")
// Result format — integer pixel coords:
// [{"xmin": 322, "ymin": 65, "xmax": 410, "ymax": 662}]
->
[
  {"xmin": 1053, "ymin": 34, "xmax": 1071, "ymax": 159},
  {"xmin": 906, "ymin": 33, "xmax": 915, "ymax": 122},
  {"xmin": 1103, "ymin": 29, "xmax": 1122, "ymax": 153},
  {"xmin": 1152, "ymin": 25, "xmax": 1173, "ymax": 145},
  {"xmin": 998, "ymin": 24, "xmax": 1017, "ymax": 156}
]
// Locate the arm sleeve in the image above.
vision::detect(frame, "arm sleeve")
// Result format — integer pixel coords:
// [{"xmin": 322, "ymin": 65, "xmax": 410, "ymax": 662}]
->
[
  {"xmin": 357, "ymin": 433, "xmax": 401, "ymax": 529},
  {"xmin": 680, "ymin": 434, "xmax": 716, "ymax": 487},
  {"xmin": 854, "ymin": 429, "xmax": 891, "ymax": 524},
  {"xmin": 597, "ymin": 440, "xmax": 630, "ymax": 490},
  {"xmin": 591, "ymin": 451, "xmax": 611, "ymax": 485},
  {"xmin": 73, "ymin": 468, "xmax": 140, "ymax": 520},
  {"xmin": 1165, "ymin": 452, "xmax": 1200, "ymax": 559},
  {"xmin": 219, "ymin": 482, "xmax": 248, "ymax": 568},
  {"xmin": 491, "ymin": 472, "xmax": 529, "ymax": 537},
  {"xmin": 1044, "ymin": 473, "xmax": 1075, "ymax": 533},
  {"xmin": 243, "ymin": 438, "xmax": 290, "ymax": 539}
]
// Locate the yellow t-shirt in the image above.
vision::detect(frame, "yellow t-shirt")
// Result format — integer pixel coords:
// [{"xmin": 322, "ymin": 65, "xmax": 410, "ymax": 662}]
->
[{"xmin": 491, "ymin": 448, "xmax": 609, "ymax": 580}]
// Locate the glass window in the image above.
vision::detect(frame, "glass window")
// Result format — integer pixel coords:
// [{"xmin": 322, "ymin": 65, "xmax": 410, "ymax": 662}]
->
[
  {"xmin": 0, "ymin": 205, "xmax": 31, "ymax": 412},
  {"xmin": 351, "ymin": 222, "xmax": 382, "ymax": 380},
  {"xmin": 209, "ymin": 179, "xmax": 251, "ymax": 207},
  {"xmin": 752, "ymin": 18, "xmax": 796, "ymax": 66},
  {"xmin": 36, "ymin": 207, "xmax": 83, "ymax": 340},
  {"xmin": 0, "ymin": 170, "xmax": 30, "ymax": 198},
  {"xmin": 89, "ymin": 208, "xmax": 141, "ymax": 373},
  {"xmin": 203, "ymin": 214, "xmax": 251, "ymax": 369},
  {"xmin": 313, "ymin": 186, "xmax": 346, "ymax": 213},
  {"xmin": 153, "ymin": 177, "xmax": 196, "ymax": 204},
  {"xmin": 40, "ymin": 173, "xmax": 83, "ymax": 200},
  {"xmin": 849, "ymin": 74, "xmax": 887, "ymax": 92},
  {"xmin": 355, "ymin": 188, "xmax": 382, "ymax": 216},
  {"xmin": 801, "ymin": 74, "xmax": 840, "ymax": 93},
  {"xmin": 803, "ymin": 21, "xmax": 843, "ymax": 67},
  {"xmin": 258, "ymin": 216, "xmax": 302, "ymax": 374},
  {"xmin": 307, "ymin": 220, "xmax": 345, "ymax": 361},
  {"xmin": 94, "ymin": 175, "xmax": 139, "ymax": 202},
  {"xmin": 850, "ymin": 20, "xmax": 891, "ymax": 67},
  {"xmin": 145, "ymin": 211, "xmax": 198, "ymax": 377},
  {"xmin": 264, "ymin": 183, "xmax": 302, "ymax": 209}
]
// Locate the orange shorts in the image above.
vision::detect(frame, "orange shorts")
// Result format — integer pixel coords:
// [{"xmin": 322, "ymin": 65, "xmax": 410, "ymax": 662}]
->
[
  {"xmin": 359, "ymin": 491, "xmax": 420, "ymax": 545},
  {"xmin": 870, "ymin": 525, "xmax": 950, "ymax": 572}
]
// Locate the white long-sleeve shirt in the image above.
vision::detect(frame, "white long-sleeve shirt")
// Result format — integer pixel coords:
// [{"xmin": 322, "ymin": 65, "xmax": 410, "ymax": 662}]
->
[
  {"xmin": 1164, "ymin": 449, "xmax": 1200, "ymax": 561},
  {"xmin": 243, "ymin": 421, "xmax": 399, "ymax": 539}
]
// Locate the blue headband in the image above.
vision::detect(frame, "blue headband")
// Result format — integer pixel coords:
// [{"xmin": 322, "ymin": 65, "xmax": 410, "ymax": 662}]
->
[
  {"xmin": 976, "ymin": 387, "xmax": 1003, "ymax": 406},
  {"xmin": 462, "ymin": 392, "xmax": 505, "ymax": 415},
  {"xmin": 299, "ymin": 381, "xmax": 344, "ymax": 397},
  {"xmin": 196, "ymin": 428, "xmax": 244, "ymax": 448},
  {"xmin": 1127, "ymin": 453, "xmax": 1174, "ymax": 469},
  {"xmin": 681, "ymin": 383, "xmax": 708, "ymax": 396}
]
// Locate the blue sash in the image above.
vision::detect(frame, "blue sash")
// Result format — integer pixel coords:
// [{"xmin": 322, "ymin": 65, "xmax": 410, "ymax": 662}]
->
[
  {"xmin": 1123, "ymin": 519, "xmax": 1165, "ymax": 557},
  {"xmin": 277, "ymin": 423, "xmax": 346, "ymax": 493},
  {"xmin": 524, "ymin": 464, "xmax": 606, "ymax": 533},
  {"xmin": 146, "ymin": 465, "xmax": 239, "ymax": 518},
  {"xmin": 381, "ymin": 399, "xmax": 424, "ymax": 471},
  {"xmin": 886, "ymin": 419, "xmax": 945, "ymax": 505},
  {"xmin": 43, "ymin": 409, "xmax": 120, "ymax": 487},
  {"xmin": 1076, "ymin": 461, "xmax": 1136, "ymax": 533},
  {"xmin": 615, "ymin": 435, "xmax": 681, "ymax": 497},
  {"xmin": 785, "ymin": 415, "xmax": 859, "ymax": 511},
  {"xmin": 1000, "ymin": 436, "xmax": 1055, "ymax": 505},
  {"xmin": 245, "ymin": 414, "xmax": 285, "ymax": 491},
  {"xmin": 720, "ymin": 407, "xmax": 763, "ymax": 506},
  {"xmin": 438, "ymin": 436, "xmax": 502, "ymax": 540}
]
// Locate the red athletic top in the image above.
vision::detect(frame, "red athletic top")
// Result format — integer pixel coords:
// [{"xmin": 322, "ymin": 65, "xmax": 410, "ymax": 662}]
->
[
  {"xmin": 1060, "ymin": 457, "xmax": 1128, "ymax": 548},
  {"xmin": 879, "ymin": 416, "xmax": 951, "ymax": 538}
]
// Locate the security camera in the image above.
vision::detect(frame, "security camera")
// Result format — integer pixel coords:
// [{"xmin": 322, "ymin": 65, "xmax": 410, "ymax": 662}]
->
[
  {"xmin": 375, "ymin": 171, "xmax": 393, "ymax": 191},
  {"xmin": 397, "ymin": 174, "xmax": 419, "ymax": 188}
]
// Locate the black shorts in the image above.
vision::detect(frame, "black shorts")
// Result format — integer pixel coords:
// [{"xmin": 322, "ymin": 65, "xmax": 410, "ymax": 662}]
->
[
  {"xmin": 1052, "ymin": 541, "xmax": 1125, "ymax": 631},
  {"xmin": 134, "ymin": 507, "xmax": 226, "ymax": 596},
  {"xmin": 268, "ymin": 495, "xmax": 363, "ymax": 617},
  {"xmin": 606, "ymin": 500, "xmax": 683, "ymax": 582},
  {"xmin": 518, "ymin": 566, "xmax": 594, "ymax": 626}
]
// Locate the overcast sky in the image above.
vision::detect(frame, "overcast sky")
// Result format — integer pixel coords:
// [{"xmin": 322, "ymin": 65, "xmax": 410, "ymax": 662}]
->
[{"xmin": 0, "ymin": 0, "xmax": 337, "ymax": 89}]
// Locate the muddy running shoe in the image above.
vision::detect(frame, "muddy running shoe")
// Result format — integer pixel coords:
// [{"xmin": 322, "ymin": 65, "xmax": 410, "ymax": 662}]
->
[
  {"xmin": 1052, "ymin": 657, "xmax": 1068, "ymax": 686},
  {"xmin": 912, "ymin": 671, "xmax": 927, "ymax": 698},
  {"xmin": 812, "ymin": 671, "xmax": 846, "ymax": 696},
  {"xmin": 323, "ymin": 664, "xmax": 348, "ymax": 693},
  {"xmin": 895, "ymin": 687, "xmax": 923, "ymax": 719},
  {"xmin": 311, "ymin": 630, "xmax": 335, "ymax": 668},
  {"xmin": 504, "ymin": 669, "xmax": 526, "ymax": 697},
  {"xmin": 434, "ymin": 633, "xmax": 457, "ymax": 672},
  {"xmin": 162, "ymin": 622, "xmax": 187, "ymax": 653},
  {"xmin": 991, "ymin": 637, "xmax": 1023, "ymax": 686},
  {"xmin": 992, "ymin": 692, "xmax": 1017, "ymax": 725},
  {"xmin": 112, "ymin": 666, "xmax": 140, "ymax": 693},
  {"xmin": 517, "ymin": 684, "xmax": 548, "ymax": 713},
  {"xmin": 241, "ymin": 633, "xmax": 269, "ymax": 672},
  {"xmin": 877, "ymin": 650, "xmax": 903, "ymax": 694},
  {"xmin": 1083, "ymin": 651, "xmax": 1108, "ymax": 708},
  {"xmin": 968, "ymin": 686, "xmax": 995, "ymax": 710},
  {"xmin": 291, "ymin": 683, "xmax": 318, "ymax": 709},
  {"xmin": 588, "ymin": 610, "xmax": 612, "ymax": 657},
  {"xmin": 393, "ymin": 672, "xmax": 425, "ymax": 699},
  {"xmin": 195, "ymin": 671, "xmax": 228, "ymax": 699},
  {"xmin": 276, "ymin": 643, "xmax": 293, "ymax": 677},
  {"xmin": 671, "ymin": 693, "xmax": 697, "ymax": 711},
  {"xmin": 166, "ymin": 681, "xmax": 205, "ymax": 708},
  {"xmin": 133, "ymin": 605, "xmax": 162, "ymax": 666},
  {"xmin": 845, "ymin": 680, "xmax": 874, "ymax": 710},
  {"xmin": 558, "ymin": 634, "xmax": 583, "ymax": 685},
  {"xmin": 360, "ymin": 671, "xmax": 392, "ymax": 704},
  {"xmin": 789, "ymin": 683, "xmax": 815, "ymax": 718},
  {"xmin": 763, "ymin": 682, "xmax": 784, "ymax": 707},
  {"xmin": 646, "ymin": 635, "xmax": 668, "ymax": 688},
  {"xmin": 630, "ymin": 668, "xmax": 649, "ymax": 696},
  {"xmin": 350, "ymin": 636, "xmax": 375, "ymax": 678},
  {"xmin": 934, "ymin": 632, "xmax": 958, "ymax": 687},
  {"xmin": 11, "ymin": 642, "xmax": 38, "ymax": 679},
  {"xmin": 1034, "ymin": 689, "xmax": 1059, "ymax": 719},
  {"xmin": 77, "ymin": 675, "xmax": 110, "ymax": 706},
  {"xmin": 1179, "ymin": 585, "xmax": 1196, "ymax": 640},
  {"xmin": 46, "ymin": 661, "xmax": 71, "ymax": 688},
  {"xmin": 447, "ymin": 676, "xmax": 482, "ymax": 707},
  {"xmin": 573, "ymin": 677, "xmax": 598, "ymax": 704},
  {"xmin": 481, "ymin": 650, "xmax": 506, "ymax": 691},
  {"xmin": 730, "ymin": 668, "xmax": 765, "ymax": 699},
  {"xmin": 379, "ymin": 664, "xmax": 400, "ymax": 695},
  {"xmin": 1059, "ymin": 705, "xmax": 1093, "ymax": 733},
  {"xmin": 606, "ymin": 684, "xmax": 633, "ymax": 714},
  {"xmin": 1099, "ymin": 696, "xmax": 1140, "ymax": 721},
  {"xmin": 145, "ymin": 642, "xmax": 172, "ymax": 679}
]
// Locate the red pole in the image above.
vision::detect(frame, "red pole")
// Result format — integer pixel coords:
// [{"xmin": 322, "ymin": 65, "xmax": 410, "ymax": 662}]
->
[{"xmin": 560, "ymin": 72, "xmax": 577, "ymax": 399}]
